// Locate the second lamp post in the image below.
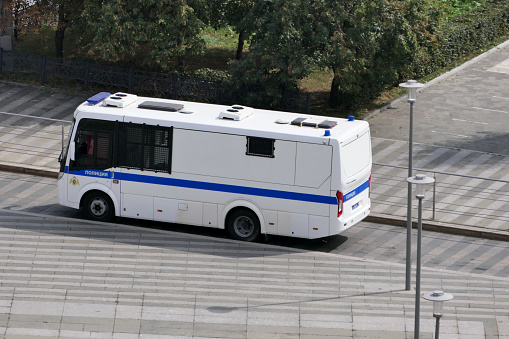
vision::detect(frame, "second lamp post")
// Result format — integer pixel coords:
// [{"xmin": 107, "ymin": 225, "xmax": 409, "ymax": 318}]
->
[{"xmin": 407, "ymin": 173, "xmax": 435, "ymax": 339}]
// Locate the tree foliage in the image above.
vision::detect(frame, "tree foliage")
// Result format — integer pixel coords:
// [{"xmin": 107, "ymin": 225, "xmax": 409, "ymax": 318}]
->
[
  {"xmin": 47, "ymin": 0, "xmax": 85, "ymax": 58},
  {"xmin": 3, "ymin": 0, "xmax": 504, "ymax": 114},
  {"xmin": 205, "ymin": 0, "xmax": 256, "ymax": 59},
  {"xmin": 227, "ymin": 0, "xmax": 336, "ymax": 108},
  {"xmin": 81, "ymin": 0, "xmax": 205, "ymax": 69},
  {"xmin": 0, "ymin": 0, "xmax": 84, "ymax": 58},
  {"xmin": 328, "ymin": 0, "xmax": 445, "ymax": 110},
  {"xmin": 226, "ymin": 0, "xmax": 447, "ymax": 111},
  {"xmin": 1, "ymin": 0, "xmax": 54, "ymax": 39}
]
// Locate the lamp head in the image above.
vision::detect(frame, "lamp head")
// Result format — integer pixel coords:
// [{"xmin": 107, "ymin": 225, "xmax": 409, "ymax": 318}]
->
[
  {"xmin": 399, "ymin": 80, "xmax": 425, "ymax": 103},
  {"xmin": 423, "ymin": 290, "xmax": 454, "ymax": 318},
  {"xmin": 407, "ymin": 174, "xmax": 435, "ymax": 199}
]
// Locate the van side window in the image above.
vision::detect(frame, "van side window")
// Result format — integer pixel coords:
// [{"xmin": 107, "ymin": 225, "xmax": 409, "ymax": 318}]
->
[
  {"xmin": 72, "ymin": 119, "xmax": 116, "ymax": 170},
  {"xmin": 246, "ymin": 136, "xmax": 275, "ymax": 158}
]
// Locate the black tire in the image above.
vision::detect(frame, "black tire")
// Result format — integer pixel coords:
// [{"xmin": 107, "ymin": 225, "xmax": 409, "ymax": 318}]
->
[
  {"xmin": 227, "ymin": 208, "xmax": 261, "ymax": 242},
  {"xmin": 82, "ymin": 191, "xmax": 115, "ymax": 222}
]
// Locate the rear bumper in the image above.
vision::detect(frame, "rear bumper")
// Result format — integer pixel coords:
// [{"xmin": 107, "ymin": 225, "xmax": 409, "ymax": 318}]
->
[{"xmin": 332, "ymin": 201, "xmax": 371, "ymax": 235}]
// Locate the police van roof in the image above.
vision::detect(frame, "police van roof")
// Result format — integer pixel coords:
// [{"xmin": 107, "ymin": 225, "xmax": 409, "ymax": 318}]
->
[{"xmin": 77, "ymin": 92, "xmax": 369, "ymax": 144}]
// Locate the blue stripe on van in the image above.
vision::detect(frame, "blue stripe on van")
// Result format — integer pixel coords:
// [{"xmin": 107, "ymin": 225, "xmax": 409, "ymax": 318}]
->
[
  {"xmin": 121, "ymin": 173, "xmax": 335, "ymax": 204},
  {"xmin": 67, "ymin": 167, "xmax": 369, "ymax": 205},
  {"xmin": 343, "ymin": 179, "xmax": 370, "ymax": 202}
]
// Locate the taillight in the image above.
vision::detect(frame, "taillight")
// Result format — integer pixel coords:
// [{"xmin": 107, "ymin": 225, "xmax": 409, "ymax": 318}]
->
[
  {"xmin": 369, "ymin": 174, "xmax": 371, "ymax": 198},
  {"xmin": 336, "ymin": 191, "xmax": 343, "ymax": 217}
]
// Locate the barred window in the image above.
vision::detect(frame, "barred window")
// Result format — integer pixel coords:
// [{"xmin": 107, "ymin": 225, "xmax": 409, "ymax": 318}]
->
[
  {"xmin": 119, "ymin": 123, "xmax": 172, "ymax": 173},
  {"xmin": 246, "ymin": 137, "xmax": 275, "ymax": 158}
]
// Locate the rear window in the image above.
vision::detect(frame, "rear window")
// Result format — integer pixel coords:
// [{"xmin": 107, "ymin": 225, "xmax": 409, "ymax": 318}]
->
[{"xmin": 342, "ymin": 132, "xmax": 371, "ymax": 177}]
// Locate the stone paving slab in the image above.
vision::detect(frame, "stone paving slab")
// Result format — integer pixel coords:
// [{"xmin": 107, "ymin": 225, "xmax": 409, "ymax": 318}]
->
[{"xmin": 0, "ymin": 208, "xmax": 508, "ymax": 338}]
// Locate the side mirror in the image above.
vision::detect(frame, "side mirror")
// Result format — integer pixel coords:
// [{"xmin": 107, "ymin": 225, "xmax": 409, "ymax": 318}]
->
[{"xmin": 69, "ymin": 142, "xmax": 76, "ymax": 161}]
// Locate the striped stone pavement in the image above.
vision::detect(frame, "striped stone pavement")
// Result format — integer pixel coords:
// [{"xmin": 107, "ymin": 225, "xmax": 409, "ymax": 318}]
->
[
  {"xmin": 2, "ymin": 169, "xmax": 509, "ymax": 279},
  {"xmin": 0, "ymin": 208, "xmax": 508, "ymax": 339},
  {"xmin": 0, "ymin": 83, "xmax": 84, "ymax": 173},
  {"xmin": 371, "ymin": 138, "xmax": 509, "ymax": 235},
  {"xmin": 1, "ymin": 82, "xmax": 509, "ymax": 238}
]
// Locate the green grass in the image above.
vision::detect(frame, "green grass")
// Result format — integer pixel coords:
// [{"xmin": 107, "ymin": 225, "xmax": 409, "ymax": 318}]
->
[
  {"xmin": 201, "ymin": 26, "xmax": 239, "ymax": 50},
  {"xmin": 442, "ymin": 0, "xmax": 486, "ymax": 17},
  {"xmin": 185, "ymin": 27, "xmax": 241, "ymax": 71}
]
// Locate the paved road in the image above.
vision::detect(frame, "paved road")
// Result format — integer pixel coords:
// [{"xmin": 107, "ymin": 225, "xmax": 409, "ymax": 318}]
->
[
  {"xmin": 0, "ymin": 84, "xmax": 83, "ymax": 173},
  {"xmin": 1, "ymin": 169, "xmax": 508, "ymax": 280}
]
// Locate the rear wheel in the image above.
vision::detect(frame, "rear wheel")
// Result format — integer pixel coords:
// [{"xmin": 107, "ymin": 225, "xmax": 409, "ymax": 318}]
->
[
  {"xmin": 82, "ymin": 191, "xmax": 115, "ymax": 222},
  {"xmin": 227, "ymin": 209, "xmax": 260, "ymax": 242}
]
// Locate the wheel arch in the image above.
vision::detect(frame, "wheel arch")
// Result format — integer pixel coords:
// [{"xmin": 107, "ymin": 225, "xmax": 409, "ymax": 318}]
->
[
  {"xmin": 221, "ymin": 200, "xmax": 266, "ymax": 235},
  {"xmin": 78, "ymin": 185, "xmax": 120, "ymax": 217}
]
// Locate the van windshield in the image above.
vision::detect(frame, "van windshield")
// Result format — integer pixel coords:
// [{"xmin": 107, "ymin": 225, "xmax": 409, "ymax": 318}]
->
[
  {"xmin": 341, "ymin": 131, "xmax": 371, "ymax": 177},
  {"xmin": 59, "ymin": 120, "xmax": 75, "ymax": 173}
]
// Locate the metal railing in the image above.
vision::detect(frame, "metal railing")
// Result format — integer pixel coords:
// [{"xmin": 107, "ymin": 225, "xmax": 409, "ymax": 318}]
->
[
  {"xmin": 372, "ymin": 162, "xmax": 509, "ymax": 228},
  {"xmin": 0, "ymin": 111, "xmax": 70, "ymax": 164}
]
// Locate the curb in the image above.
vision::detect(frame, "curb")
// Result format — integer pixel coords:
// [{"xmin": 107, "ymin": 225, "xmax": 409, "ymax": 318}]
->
[
  {"xmin": 365, "ymin": 215, "xmax": 509, "ymax": 242},
  {"xmin": 0, "ymin": 163, "xmax": 58, "ymax": 178},
  {"xmin": 0, "ymin": 79, "xmax": 93, "ymax": 98}
]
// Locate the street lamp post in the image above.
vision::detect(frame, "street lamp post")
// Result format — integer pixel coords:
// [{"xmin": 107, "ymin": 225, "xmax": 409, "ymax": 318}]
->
[
  {"xmin": 399, "ymin": 79, "xmax": 425, "ymax": 291},
  {"xmin": 407, "ymin": 173, "xmax": 435, "ymax": 339},
  {"xmin": 423, "ymin": 290, "xmax": 454, "ymax": 339}
]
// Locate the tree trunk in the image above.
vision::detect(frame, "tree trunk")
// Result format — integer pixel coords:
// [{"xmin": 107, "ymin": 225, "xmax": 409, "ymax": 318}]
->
[
  {"xmin": 177, "ymin": 55, "xmax": 185, "ymax": 67},
  {"xmin": 13, "ymin": 7, "xmax": 18, "ymax": 41},
  {"xmin": 329, "ymin": 67, "xmax": 341, "ymax": 108},
  {"xmin": 55, "ymin": 4, "xmax": 67, "ymax": 59},
  {"xmin": 236, "ymin": 29, "xmax": 245, "ymax": 60}
]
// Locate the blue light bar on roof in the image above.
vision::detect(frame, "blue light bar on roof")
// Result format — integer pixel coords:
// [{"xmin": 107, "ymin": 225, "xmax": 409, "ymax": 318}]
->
[{"xmin": 87, "ymin": 92, "xmax": 111, "ymax": 105}]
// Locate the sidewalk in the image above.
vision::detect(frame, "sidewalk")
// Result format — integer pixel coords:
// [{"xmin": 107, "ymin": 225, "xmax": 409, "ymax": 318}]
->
[
  {"xmin": 0, "ymin": 208, "xmax": 507, "ymax": 339},
  {"xmin": 364, "ymin": 39, "xmax": 509, "ymax": 241},
  {"xmin": 1, "ymin": 40, "xmax": 509, "ymax": 241}
]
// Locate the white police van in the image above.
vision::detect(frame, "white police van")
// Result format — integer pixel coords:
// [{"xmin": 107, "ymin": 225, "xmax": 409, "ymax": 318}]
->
[{"xmin": 58, "ymin": 92, "xmax": 371, "ymax": 241}]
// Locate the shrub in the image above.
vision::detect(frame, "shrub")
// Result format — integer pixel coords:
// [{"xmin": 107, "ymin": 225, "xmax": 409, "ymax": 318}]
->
[{"xmin": 412, "ymin": 2, "xmax": 509, "ymax": 77}]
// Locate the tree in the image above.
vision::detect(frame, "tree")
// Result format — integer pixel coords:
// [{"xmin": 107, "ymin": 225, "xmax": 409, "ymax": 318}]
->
[
  {"xmin": 0, "ymin": 0, "xmax": 84, "ymax": 58},
  {"xmin": 82, "ymin": 0, "xmax": 205, "ymax": 69},
  {"xmin": 227, "ymin": 0, "xmax": 334, "ymax": 109},
  {"xmin": 205, "ymin": 0, "xmax": 256, "ymax": 60},
  {"xmin": 325, "ymin": 0, "xmax": 399, "ymax": 109},
  {"xmin": 44, "ymin": 0, "xmax": 84, "ymax": 58},
  {"xmin": 326, "ymin": 0, "xmax": 445, "ymax": 109},
  {"xmin": 1, "ymin": 0, "xmax": 50, "ymax": 41},
  {"xmin": 228, "ymin": 0, "xmax": 445, "ymax": 111}
]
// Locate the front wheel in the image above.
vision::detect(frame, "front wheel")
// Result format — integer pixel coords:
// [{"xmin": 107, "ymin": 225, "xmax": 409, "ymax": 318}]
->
[
  {"xmin": 82, "ymin": 191, "xmax": 115, "ymax": 222},
  {"xmin": 227, "ymin": 209, "xmax": 261, "ymax": 242}
]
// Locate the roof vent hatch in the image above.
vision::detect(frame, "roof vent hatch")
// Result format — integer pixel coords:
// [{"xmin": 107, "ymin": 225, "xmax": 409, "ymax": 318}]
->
[
  {"xmin": 219, "ymin": 105, "xmax": 253, "ymax": 121},
  {"xmin": 103, "ymin": 93, "xmax": 138, "ymax": 108}
]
